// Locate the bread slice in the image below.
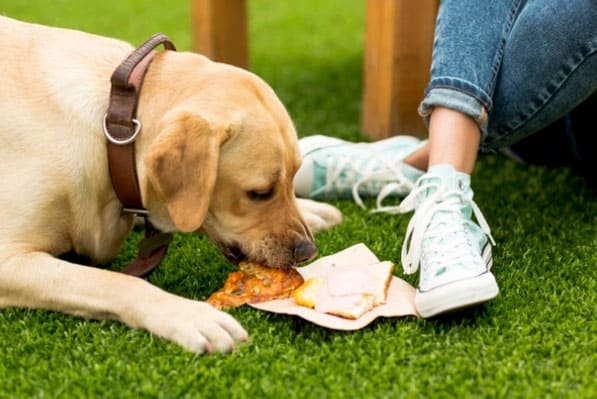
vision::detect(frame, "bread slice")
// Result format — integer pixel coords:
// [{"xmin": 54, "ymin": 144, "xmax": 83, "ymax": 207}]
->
[
  {"xmin": 368, "ymin": 261, "xmax": 394, "ymax": 305},
  {"xmin": 292, "ymin": 276, "xmax": 324, "ymax": 308},
  {"xmin": 293, "ymin": 261, "xmax": 394, "ymax": 319},
  {"xmin": 314, "ymin": 292, "xmax": 375, "ymax": 320}
]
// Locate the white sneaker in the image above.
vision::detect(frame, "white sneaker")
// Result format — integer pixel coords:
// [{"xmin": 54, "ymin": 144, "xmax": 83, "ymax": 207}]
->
[
  {"xmin": 294, "ymin": 135, "xmax": 426, "ymax": 208},
  {"xmin": 395, "ymin": 164, "xmax": 499, "ymax": 318}
]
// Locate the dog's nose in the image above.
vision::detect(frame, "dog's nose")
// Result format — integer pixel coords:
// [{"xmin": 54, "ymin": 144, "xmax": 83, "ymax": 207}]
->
[{"xmin": 293, "ymin": 240, "xmax": 317, "ymax": 263}]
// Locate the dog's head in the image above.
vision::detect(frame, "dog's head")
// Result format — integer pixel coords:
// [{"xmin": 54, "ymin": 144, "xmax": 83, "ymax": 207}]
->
[{"xmin": 138, "ymin": 52, "xmax": 316, "ymax": 268}]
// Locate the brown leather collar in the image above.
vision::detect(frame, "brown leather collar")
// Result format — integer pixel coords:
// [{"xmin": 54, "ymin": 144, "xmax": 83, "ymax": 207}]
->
[{"xmin": 103, "ymin": 34, "xmax": 176, "ymax": 278}]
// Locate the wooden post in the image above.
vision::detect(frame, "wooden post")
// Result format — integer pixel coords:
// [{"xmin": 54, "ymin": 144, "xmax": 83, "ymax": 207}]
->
[
  {"xmin": 190, "ymin": 0, "xmax": 249, "ymax": 69},
  {"xmin": 362, "ymin": 0, "xmax": 439, "ymax": 139}
]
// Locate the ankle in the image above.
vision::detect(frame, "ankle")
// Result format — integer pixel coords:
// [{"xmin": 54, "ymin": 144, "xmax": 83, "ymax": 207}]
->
[
  {"xmin": 403, "ymin": 141, "xmax": 430, "ymax": 171},
  {"xmin": 428, "ymin": 107, "xmax": 482, "ymax": 174}
]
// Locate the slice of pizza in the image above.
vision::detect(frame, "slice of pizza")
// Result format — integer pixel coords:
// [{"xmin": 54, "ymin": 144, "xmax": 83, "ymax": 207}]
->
[{"xmin": 207, "ymin": 262, "xmax": 305, "ymax": 309}]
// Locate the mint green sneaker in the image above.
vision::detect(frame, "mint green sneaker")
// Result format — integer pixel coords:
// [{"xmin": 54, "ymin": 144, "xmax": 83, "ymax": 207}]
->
[
  {"xmin": 294, "ymin": 135, "xmax": 426, "ymax": 207},
  {"xmin": 395, "ymin": 164, "xmax": 499, "ymax": 318}
]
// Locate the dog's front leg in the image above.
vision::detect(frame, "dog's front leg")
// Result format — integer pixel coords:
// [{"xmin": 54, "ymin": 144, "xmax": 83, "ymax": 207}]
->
[
  {"xmin": 296, "ymin": 198, "xmax": 343, "ymax": 233},
  {"xmin": 0, "ymin": 251, "xmax": 248, "ymax": 353}
]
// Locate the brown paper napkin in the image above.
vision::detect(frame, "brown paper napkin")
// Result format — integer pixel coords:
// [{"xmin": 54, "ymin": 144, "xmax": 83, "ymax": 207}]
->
[{"xmin": 250, "ymin": 243, "xmax": 419, "ymax": 330}]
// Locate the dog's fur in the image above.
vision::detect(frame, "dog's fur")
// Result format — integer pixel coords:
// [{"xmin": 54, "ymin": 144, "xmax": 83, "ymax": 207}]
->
[{"xmin": 0, "ymin": 16, "xmax": 341, "ymax": 353}]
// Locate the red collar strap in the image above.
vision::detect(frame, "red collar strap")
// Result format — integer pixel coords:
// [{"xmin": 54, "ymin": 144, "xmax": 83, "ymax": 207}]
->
[{"xmin": 103, "ymin": 34, "xmax": 176, "ymax": 278}]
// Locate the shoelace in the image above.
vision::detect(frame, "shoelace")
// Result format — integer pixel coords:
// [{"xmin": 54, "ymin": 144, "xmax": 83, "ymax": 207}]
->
[
  {"xmin": 391, "ymin": 180, "xmax": 495, "ymax": 275},
  {"xmin": 317, "ymin": 155, "xmax": 360, "ymax": 196},
  {"xmin": 418, "ymin": 211, "xmax": 483, "ymax": 277},
  {"xmin": 346, "ymin": 146, "xmax": 416, "ymax": 208},
  {"xmin": 312, "ymin": 145, "xmax": 415, "ymax": 205}
]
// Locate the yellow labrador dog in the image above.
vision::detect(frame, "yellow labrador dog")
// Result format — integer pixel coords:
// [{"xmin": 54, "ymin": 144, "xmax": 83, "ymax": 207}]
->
[{"xmin": 0, "ymin": 16, "xmax": 341, "ymax": 353}]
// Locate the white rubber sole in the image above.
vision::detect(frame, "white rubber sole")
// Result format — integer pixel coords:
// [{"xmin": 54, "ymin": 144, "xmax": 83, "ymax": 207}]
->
[{"xmin": 415, "ymin": 272, "xmax": 499, "ymax": 318}]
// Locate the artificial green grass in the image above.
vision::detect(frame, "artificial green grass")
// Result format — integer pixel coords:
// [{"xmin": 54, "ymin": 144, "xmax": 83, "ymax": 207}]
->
[{"xmin": 1, "ymin": 1, "xmax": 596, "ymax": 398}]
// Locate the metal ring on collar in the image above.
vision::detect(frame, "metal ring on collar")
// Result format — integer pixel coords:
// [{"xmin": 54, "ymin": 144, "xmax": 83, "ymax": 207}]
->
[{"xmin": 103, "ymin": 114, "xmax": 141, "ymax": 146}]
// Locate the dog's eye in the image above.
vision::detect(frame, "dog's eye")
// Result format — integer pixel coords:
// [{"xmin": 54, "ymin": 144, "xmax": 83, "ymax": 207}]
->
[{"xmin": 247, "ymin": 189, "xmax": 274, "ymax": 201}]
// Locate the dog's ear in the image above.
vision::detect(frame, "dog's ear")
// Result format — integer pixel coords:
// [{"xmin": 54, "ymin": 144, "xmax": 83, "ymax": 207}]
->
[{"xmin": 145, "ymin": 112, "xmax": 229, "ymax": 232}]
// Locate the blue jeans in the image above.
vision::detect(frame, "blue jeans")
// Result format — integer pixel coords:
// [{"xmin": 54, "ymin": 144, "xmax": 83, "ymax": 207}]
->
[{"xmin": 418, "ymin": 0, "xmax": 597, "ymax": 153}]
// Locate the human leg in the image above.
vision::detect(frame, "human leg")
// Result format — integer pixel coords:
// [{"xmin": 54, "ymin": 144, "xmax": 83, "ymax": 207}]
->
[
  {"xmin": 409, "ymin": 0, "xmax": 597, "ymax": 172},
  {"xmin": 403, "ymin": 0, "xmax": 596, "ymax": 317},
  {"xmin": 418, "ymin": 0, "xmax": 527, "ymax": 138},
  {"xmin": 481, "ymin": 0, "xmax": 597, "ymax": 190},
  {"xmin": 402, "ymin": 0, "xmax": 527, "ymax": 174},
  {"xmin": 400, "ymin": 111, "xmax": 499, "ymax": 317},
  {"xmin": 483, "ymin": 0, "xmax": 597, "ymax": 151},
  {"xmin": 398, "ymin": 0, "xmax": 530, "ymax": 316},
  {"xmin": 406, "ymin": 0, "xmax": 596, "ymax": 188},
  {"xmin": 427, "ymin": 107, "xmax": 481, "ymax": 174}
]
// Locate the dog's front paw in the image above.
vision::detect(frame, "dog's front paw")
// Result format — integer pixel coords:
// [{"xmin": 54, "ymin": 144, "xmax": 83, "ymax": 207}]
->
[
  {"xmin": 297, "ymin": 198, "xmax": 343, "ymax": 233},
  {"xmin": 139, "ymin": 294, "xmax": 248, "ymax": 354}
]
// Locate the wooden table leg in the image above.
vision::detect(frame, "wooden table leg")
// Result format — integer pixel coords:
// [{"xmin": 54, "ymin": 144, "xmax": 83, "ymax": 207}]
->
[
  {"xmin": 190, "ymin": 0, "xmax": 248, "ymax": 69},
  {"xmin": 362, "ymin": 0, "xmax": 438, "ymax": 139}
]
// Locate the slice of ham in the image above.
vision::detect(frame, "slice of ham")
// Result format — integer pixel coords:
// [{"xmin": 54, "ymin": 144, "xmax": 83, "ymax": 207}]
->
[
  {"xmin": 326, "ymin": 266, "xmax": 375, "ymax": 296},
  {"xmin": 314, "ymin": 286, "xmax": 375, "ymax": 319},
  {"xmin": 294, "ymin": 261, "xmax": 394, "ymax": 319}
]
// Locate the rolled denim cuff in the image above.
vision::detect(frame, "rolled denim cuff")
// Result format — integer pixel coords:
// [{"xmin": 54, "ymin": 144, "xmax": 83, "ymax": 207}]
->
[{"xmin": 418, "ymin": 82, "xmax": 491, "ymax": 141}]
